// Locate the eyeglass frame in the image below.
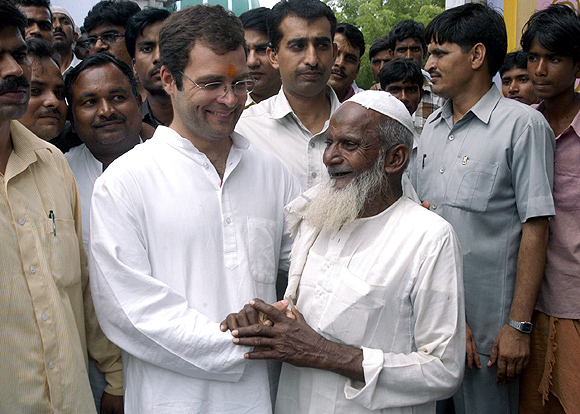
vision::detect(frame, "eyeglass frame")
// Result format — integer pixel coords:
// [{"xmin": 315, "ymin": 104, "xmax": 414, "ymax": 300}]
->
[
  {"xmin": 86, "ymin": 31, "xmax": 126, "ymax": 49},
  {"xmin": 178, "ymin": 71, "xmax": 256, "ymax": 98}
]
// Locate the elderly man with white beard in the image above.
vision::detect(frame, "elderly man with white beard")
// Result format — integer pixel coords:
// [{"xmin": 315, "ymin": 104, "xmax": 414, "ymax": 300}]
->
[{"xmin": 223, "ymin": 91, "xmax": 466, "ymax": 414}]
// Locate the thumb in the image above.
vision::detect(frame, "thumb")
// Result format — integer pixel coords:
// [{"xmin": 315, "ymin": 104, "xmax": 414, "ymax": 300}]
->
[{"xmin": 488, "ymin": 340, "xmax": 499, "ymax": 367}]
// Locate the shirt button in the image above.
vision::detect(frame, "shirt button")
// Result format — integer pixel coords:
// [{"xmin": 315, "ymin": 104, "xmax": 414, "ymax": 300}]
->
[
  {"xmin": 310, "ymin": 142, "xmax": 315, "ymax": 148},
  {"xmin": 49, "ymin": 361, "xmax": 55, "ymax": 369},
  {"xmin": 203, "ymin": 162, "xmax": 209, "ymax": 169},
  {"xmin": 30, "ymin": 266, "xmax": 36, "ymax": 274},
  {"xmin": 311, "ymin": 172, "xmax": 317, "ymax": 178},
  {"xmin": 42, "ymin": 313, "xmax": 48, "ymax": 321},
  {"xmin": 432, "ymin": 203, "xmax": 438, "ymax": 210},
  {"xmin": 225, "ymin": 217, "xmax": 231, "ymax": 224},
  {"xmin": 439, "ymin": 167, "xmax": 445, "ymax": 174},
  {"xmin": 448, "ymin": 135, "xmax": 455, "ymax": 141},
  {"xmin": 18, "ymin": 218, "xmax": 25, "ymax": 225}
]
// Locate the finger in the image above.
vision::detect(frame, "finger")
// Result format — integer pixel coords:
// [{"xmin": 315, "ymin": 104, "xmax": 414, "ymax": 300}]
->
[
  {"xmin": 223, "ymin": 314, "xmax": 239, "ymax": 332},
  {"xmin": 249, "ymin": 299, "xmax": 286, "ymax": 323},
  {"xmin": 466, "ymin": 342, "xmax": 474, "ymax": 369},
  {"xmin": 290, "ymin": 306, "xmax": 305, "ymax": 323},
  {"xmin": 243, "ymin": 304, "xmax": 260, "ymax": 326},
  {"xmin": 504, "ymin": 358, "xmax": 515, "ymax": 383},
  {"xmin": 488, "ymin": 341, "xmax": 498, "ymax": 367},
  {"xmin": 235, "ymin": 311, "xmax": 250, "ymax": 328},
  {"xmin": 473, "ymin": 350, "xmax": 481, "ymax": 370},
  {"xmin": 233, "ymin": 336, "xmax": 274, "ymax": 348},
  {"xmin": 234, "ymin": 324, "xmax": 274, "ymax": 338},
  {"xmin": 244, "ymin": 349, "xmax": 280, "ymax": 360},
  {"xmin": 271, "ymin": 300, "xmax": 289, "ymax": 313},
  {"xmin": 514, "ymin": 358, "xmax": 525, "ymax": 379},
  {"xmin": 496, "ymin": 356, "xmax": 506, "ymax": 384}
]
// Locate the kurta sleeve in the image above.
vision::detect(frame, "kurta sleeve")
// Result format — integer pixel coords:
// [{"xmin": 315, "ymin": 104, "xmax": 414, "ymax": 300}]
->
[
  {"xmin": 88, "ymin": 174, "xmax": 249, "ymax": 382},
  {"xmin": 344, "ymin": 226, "xmax": 465, "ymax": 410}
]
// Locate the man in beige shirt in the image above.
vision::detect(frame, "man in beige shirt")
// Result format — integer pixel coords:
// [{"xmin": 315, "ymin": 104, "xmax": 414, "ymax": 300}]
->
[{"xmin": 0, "ymin": 3, "xmax": 123, "ymax": 413}]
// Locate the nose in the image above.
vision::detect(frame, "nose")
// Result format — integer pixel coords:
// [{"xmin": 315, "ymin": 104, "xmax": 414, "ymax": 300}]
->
[
  {"xmin": 97, "ymin": 99, "xmax": 115, "ymax": 117},
  {"xmin": 535, "ymin": 57, "xmax": 548, "ymax": 77},
  {"xmin": 216, "ymin": 84, "xmax": 239, "ymax": 107},
  {"xmin": 0, "ymin": 53, "xmax": 25, "ymax": 78},
  {"xmin": 45, "ymin": 90, "xmax": 61, "ymax": 108},
  {"xmin": 247, "ymin": 49, "xmax": 259, "ymax": 68},
  {"xmin": 399, "ymin": 89, "xmax": 409, "ymax": 103},
  {"xmin": 405, "ymin": 48, "xmax": 413, "ymax": 60},
  {"xmin": 334, "ymin": 53, "xmax": 345, "ymax": 68},
  {"xmin": 27, "ymin": 24, "xmax": 43, "ymax": 39},
  {"xmin": 323, "ymin": 142, "xmax": 341, "ymax": 167},
  {"xmin": 94, "ymin": 38, "xmax": 108, "ymax": 53},
  {"xmin": 424, "ymin": 55, "xmax": 435, "ymax": 73},
  {"xmin": 508, "ymin": 80, "xmax": 519, "ymax": 94},
  {"xmin": 152, "ymin": 45, "xmax": 160, "ymax": 65},
  {"xmin": 304, "ymin": 43, "xmax": 318, "ymax": 67}
]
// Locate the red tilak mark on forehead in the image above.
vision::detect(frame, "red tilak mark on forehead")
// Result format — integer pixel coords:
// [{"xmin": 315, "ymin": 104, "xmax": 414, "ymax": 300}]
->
[{"xmin": 226, "ymin": 64, "xmax": 237, "ymax": 78}]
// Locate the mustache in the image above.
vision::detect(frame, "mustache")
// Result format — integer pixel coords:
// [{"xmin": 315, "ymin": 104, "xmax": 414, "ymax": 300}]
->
[
  {"xmin": 92, "ymin": 113, "xmax": 126, "ymax": 128},
  {"xmin": 0, "ymin": 77, "xmax": 30, "ymax": 93},
  {"xmin": 297, "ymin": 65, "xmax": 323, "ymax": 76},
  {"xmin": 147, "ymin": 63, "xmax": 162, "ymax": 78},
  {"xmin": 331, "ymin": 67, "xmax": 347, "ymax": 78},
  {"xmin": 39, "ymin": 108, "xmax": 61, "ymax": 117},
  {"xmin": 428, "ymin": 69, "xmax": 441, "ymax": 77}
]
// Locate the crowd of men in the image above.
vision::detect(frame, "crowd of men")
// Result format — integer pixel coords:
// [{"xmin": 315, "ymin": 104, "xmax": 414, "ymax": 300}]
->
[{"xmin": 1, "ymin": 0, "xmax": 578, "ymax": 413}]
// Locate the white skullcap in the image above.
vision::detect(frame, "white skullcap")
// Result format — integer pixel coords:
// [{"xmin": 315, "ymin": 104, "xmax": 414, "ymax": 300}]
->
[
  {"xmin": 50, "ymin": 6, "xmax": 81, "ymax": 36},
  {"xmin": 345, "ymin": 90, "xmax": 415, "ymax": 136}
]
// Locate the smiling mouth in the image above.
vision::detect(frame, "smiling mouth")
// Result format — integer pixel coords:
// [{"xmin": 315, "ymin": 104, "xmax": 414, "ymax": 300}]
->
[{"xmin": 329, "ymin": 170, "xmax": 352, "ymax": 178}]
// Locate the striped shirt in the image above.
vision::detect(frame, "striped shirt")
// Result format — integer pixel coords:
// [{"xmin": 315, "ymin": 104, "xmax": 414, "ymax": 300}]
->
[{"xmin": 0, "ymin": 121, "xmax": 122, "ymax": 414}]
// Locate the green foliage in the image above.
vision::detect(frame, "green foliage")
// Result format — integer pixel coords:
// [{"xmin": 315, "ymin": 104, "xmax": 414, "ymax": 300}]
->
[{"xmin": 326, "ymin": 0, "xmax": 444, "ymax": 89}]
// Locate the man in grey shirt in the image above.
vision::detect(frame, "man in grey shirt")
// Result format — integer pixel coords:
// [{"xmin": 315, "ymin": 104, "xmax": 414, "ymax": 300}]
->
[{"xmin": 412, "ymin": 4, "xmax": 555, "ymax": 414}]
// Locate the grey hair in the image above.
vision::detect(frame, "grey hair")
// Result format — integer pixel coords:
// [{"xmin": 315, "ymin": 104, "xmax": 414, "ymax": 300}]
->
[{"xmin": 372, "ymin": 116, "xmax": 413, "ymax": 169}]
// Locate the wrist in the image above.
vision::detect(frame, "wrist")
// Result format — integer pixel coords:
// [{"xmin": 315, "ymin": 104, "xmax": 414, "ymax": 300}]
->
[{"xmin": 507, "ymin": 319, "xmax": 533, "ymax": 334}]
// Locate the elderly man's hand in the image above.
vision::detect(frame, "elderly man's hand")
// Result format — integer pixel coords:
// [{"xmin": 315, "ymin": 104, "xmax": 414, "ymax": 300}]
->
[
  {"xmin": 466, "ymin": 323, "xmax": 481, "ymax": 370},
  {"xmin": 220, "ymin": 299, "xmax": 291, "ymax": 332},
  {"xmin": 100, "ymin": 392, "xmax": 123, "ymax": 414},
  {"xmin": 231, "ymin": 299, "xmax": 364, "ymax": 382},
  {"xmin": 487, "ymin": 324, "xmax": 530, "ymax": 384}
]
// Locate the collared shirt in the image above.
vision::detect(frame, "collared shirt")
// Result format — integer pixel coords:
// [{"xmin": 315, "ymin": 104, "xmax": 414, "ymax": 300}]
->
[
  {"xmin": 278, "ymin": 190, "xmax": 465, "ymax": 414},
  {"xmin": 534, "ymin": 97, "xmax": 580, "ymax": 319},
  {"xmin": 413, "ymin": 85, "xmax": 555, "ymax": 355},
  {"xmin": 65, "ymin": 144, "xmax": 102, "ymax": 253},
  {"xmin": 412, "ymin": 71, "xmax": 445, "ymax": 135},
  {"xmin": 89, "ymin": 126, "xmax": 300, "ymax": 413},
  {"xmin": 142, "ymin": 98, "xmax": 166, "ymax": 128},
  {"xmin": 236, "ymin": 86, "xmax": 342, "ymax": 190},
  {"xmin": 0, "ymin": 121, "xmax": 122, "ymax": 414}
]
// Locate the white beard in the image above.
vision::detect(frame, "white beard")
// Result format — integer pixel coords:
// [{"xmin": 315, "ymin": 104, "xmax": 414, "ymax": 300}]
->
[{"xmin": 305, "ymin": 155, "xmax": 387, "ymax": 231}]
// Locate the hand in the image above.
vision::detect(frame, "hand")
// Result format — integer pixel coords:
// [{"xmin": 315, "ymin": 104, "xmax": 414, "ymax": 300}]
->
[
  {"xmin": 466, "ymin": 323, "xmax": 481, "ymax": 370},
  {"xmin": 100, "ymin": 392, "xmax": 124, "ymax": 414},
  {"xmin": 487, "ymin": 324, "xmax": 530, "ymax": 384},
  {"xmin": 232, "ymin": 299, "xmax": 329, "ymax": 367},
  {"xmin": 420, "ymin": 200, "xmax": 431, "ymax": 210},
  {"xmin": 220, "ymin": 299, "xmax": 290, "ymax": 332}
]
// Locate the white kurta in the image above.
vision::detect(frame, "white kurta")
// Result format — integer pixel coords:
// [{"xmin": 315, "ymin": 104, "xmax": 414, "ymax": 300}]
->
[
  {"xmin": 278, "ymin": 190, "xmax": 465, "ymax": 414},
  {"xmin": 89, "ymin": 126, "xmax": 300, "ymax": 413}
]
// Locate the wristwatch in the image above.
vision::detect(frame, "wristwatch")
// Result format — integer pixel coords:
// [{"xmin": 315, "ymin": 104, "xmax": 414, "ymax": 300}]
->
[{"xmin": 507, "ymin": 319, "xmax": 533, "ymax": 334}]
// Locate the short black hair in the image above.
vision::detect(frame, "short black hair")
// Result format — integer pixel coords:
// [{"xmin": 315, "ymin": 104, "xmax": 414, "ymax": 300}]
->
[
  {"xmin": 268, "ymin": 0, "xmax": 336, "ymax": 50},
  {"xmin": 240, "ymin": 7, "xmax": 270, "ymax": 34},
  {"xmin": 26, "ymin": 38, "xmax": 59, "ymax": 67},
  {"xmin": 521, "ymin": 4, "xmax": 580, "ymax": 63},
  {"xmin": 84, "ymin": 0, "xmax": 141, "ymax": 34},
  {"xmin": 499, "ymin": 50, "xmax": 528, "ymax": 77},
  {"xmin": 15, "ymin": 0, "xmax": 51, "ymax": 9},
  {"xmin": 0, "ymin": 1, "xmax": 28, "ymax": 37},
  {"xmin": 425, "ymin": 3, "xmax": 507, "ymax": 76},
  {"xmin": 65, "ymin": 52, "xmax": 139, "ymax": 104},
  {"xmin": 159, "ymin": 5, "xmax": 245, "ymax": 90},
  {"xmin": 125, "ymin": 7, "xmax": 170, "ymax": 59},
  {"xmin": 387, "ymin": 20, "xmax": 426, "ymax": 52},
  {"xmin": 369, "ymin": 35, "xmax": 389, "ymax": 60},
  {"xmin": 336, "ymin": 22, "xmax": 365, "ymax": 58},
  {"xmin": 379, "ymin": 57, "xmax": 423, "ymax": 90}
]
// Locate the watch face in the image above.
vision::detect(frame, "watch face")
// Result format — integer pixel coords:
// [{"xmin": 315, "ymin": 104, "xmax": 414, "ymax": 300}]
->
[{"xmin": 521, "ymin": 322, "xmax": 532, "ymax": 333}]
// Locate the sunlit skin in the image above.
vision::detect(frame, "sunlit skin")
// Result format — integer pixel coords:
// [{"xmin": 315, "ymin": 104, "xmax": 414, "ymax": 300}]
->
[
  {"xmin": 425, "ymin": 41, "xmax": 475, "ymax": 101},
  {"xmin": 527, "ymin": 38, "xmax": 580, "ymax": 102},
  {"xmin": 88, "ymin": 24, "xmax": 132, "ymax": 66},
  {"xmin": 371, "ymin": 49, "xmax": 392, "ymax": 82},
  {"xmin": 71, "ymin": 63, "xmax": 142, "ymax": 169},
  {"xmin": 245, "ymin": 28, "xmax": 280, "ymax": 103},
  {"xmin": 384, "ymin": 80, "xmax": 423, "ymax": 115},
  {"xmin": 161, "ymin": 43, "xmax": 249, "ymax": 174},
  {"xmin": 500, "ymin": 67, "xmax": 539, "ymax": 105},
  {"xmin": 268, "ymin": 16, "xmax": 336, "ymax": 102},
  {"xmin": 328, "ymin": 33, "xmax": 361, "ymax": 101},
  {"xmin": 19, "ymin": 57, "xmax": 67, "ymax": 141},
  {"xmin": 393, "ymin": 37, "xmax": 424, "ymax": 68},
  {"xmin": 19, "ymin": 5, "xmax": 53, "ymax": 44}
]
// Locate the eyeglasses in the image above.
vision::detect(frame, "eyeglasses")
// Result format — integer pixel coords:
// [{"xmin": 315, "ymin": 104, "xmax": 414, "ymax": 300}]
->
[
  {"xmin": 87, "ymin": 32, "xmax": 125, "ymax": 49},
  {"xmin": 179, "ymin": 71, "xmax": 256, "ymax": 98}
]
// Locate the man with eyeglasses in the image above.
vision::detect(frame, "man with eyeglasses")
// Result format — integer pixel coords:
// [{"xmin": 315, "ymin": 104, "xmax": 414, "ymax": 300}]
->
[
  {"xmin": 83, "ymin": 0, "xmax": 140, "ymax": 67},
  {"xmin": 88, "ymin": 5, "xmax": 300, "ymax": 413},
  {"xmin": 16, "ymin": 0, "xmax": 53, "ymax": 45}
]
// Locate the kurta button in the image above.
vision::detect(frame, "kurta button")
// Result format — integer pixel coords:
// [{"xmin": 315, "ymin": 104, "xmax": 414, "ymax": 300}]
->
[
  {"xmin": 18, "ymin": 218, "xmax": 25, "ymax": 225},
  {"xmin": 225, "ymin": 217, "xmax": 231, "ymax": 224},
  {"xmin": 439, "ymin": 167, "xmax": 445, "ymax": 174},
  {"xmin": 311, "ymin": 172, "xmax": 317, "ymax": 178},
  {"xmin": 49, "ymin": 361, "xmax": 55, "ymax": 369},
  {"xmin": 203, "ymin": 162, "xmax": 209, "ymax": 168},
  {"xmin": 42, "ymin": 314, "xmax": 48, "ymax": 321},
  {"xmin": 30, "ymin": 266, "xmax": 36, "ymax": 274},
  {"xmin": 310, "ymin": 142, "xmax": 315, "ymax": 148}
]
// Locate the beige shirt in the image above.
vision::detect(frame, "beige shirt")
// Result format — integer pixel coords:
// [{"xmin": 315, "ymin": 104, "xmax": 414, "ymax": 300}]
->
[{"xmin": 0, "ymin": 121, "xmax": 122, "ymax": 414}]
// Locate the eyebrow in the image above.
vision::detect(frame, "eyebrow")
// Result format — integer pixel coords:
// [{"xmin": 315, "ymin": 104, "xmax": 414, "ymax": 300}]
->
[
  {"xmin": 287, "ymin": 36, "xmax": 331, "ymax": 45},
  {"xmin": 137, "ymin": 40, "xmax": 156, "ymax": 47}
]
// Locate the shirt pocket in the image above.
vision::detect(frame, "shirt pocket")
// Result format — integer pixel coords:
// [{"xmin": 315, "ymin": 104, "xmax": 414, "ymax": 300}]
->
[
  {"xmin": 446, "ymin": 158, "xmax": 498, "ymax": 213},
  {"xmin": 317, "ymin": 267, "xmax": 384, "ymax": 346},
  {"xmin": 45, "ymin": 217, "xmax": 81, "ymax": 288},
  {"xmin": 247, "ymin": 217, "xmax": 277, "ymax": 284}
]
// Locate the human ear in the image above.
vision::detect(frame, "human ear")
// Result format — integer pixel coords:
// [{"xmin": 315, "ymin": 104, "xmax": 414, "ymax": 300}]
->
[{"xmin": 383, "ymin": 144, "xmax": 409, "ymax": 174}]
